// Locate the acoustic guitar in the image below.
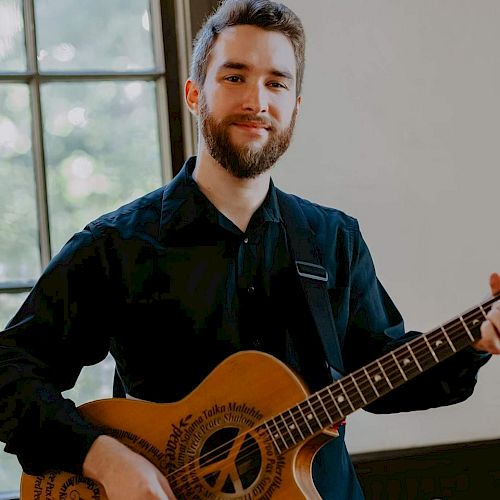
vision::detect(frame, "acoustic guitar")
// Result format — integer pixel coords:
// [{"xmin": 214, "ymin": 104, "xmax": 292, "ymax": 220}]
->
[{"xmin": 20, "ymin": 295, "xmax": 497, "ymax": 499}]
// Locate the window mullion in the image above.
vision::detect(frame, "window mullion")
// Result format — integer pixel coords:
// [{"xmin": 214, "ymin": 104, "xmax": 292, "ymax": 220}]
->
[
  {"xmin": 173, "ymin": 0, "xmax": 196, "ymax": 157},
  {"xmin": 150, "ymin": 0, "xmax": 166, "ymax": 72},
  {"xmin": 151, "ymin": 0, "xmax": 172, "ymax": 184},
  {"xmin": 155, "ymin": 77, "xmax": 173, "ymax": 184},
  {"xmin": 24, "ymin": 0, "xmax": 52, "ymax": 268}
]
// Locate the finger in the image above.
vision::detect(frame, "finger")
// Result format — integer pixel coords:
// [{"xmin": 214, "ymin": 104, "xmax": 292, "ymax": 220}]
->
[
  {"xmin": 476, "ymin": 309, "xmax": 500, "ymax": 354},
  {"xmin": 489, "ymin": 272, "xmax": 500, "ymax": 296},
  {"xmin": 488, "ymin": 301, "xmax": 500, "ymax": 330}
]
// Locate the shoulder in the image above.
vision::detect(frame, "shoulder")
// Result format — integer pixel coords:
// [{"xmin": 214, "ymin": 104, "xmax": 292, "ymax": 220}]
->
[
  {"xmin": 85, "ymin": 186, "xmax": 165, "ymax": 240},
  {"xmin": 277, "ymin": 189, "xmax": 360, "ymax": 243}
]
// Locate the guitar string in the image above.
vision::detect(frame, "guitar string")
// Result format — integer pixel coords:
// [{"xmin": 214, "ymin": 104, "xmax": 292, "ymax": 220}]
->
[
  {"xmin": 165, "ymin": 298, "xmax": 497, "ymax": 493},
  {"xmin": 168, "ymin": 300, "xmax": 496, "ymax": 498},
  {"xmin": 311, "ymin": 299, "xmax": 494, "ymax": 419},
  {"xmin": 171, "ymin": 346, "xmax": 490, "ymax": 495},
  {"xmin": 166, "ymin": 297, "xmax": 496, "ymax": 493}
]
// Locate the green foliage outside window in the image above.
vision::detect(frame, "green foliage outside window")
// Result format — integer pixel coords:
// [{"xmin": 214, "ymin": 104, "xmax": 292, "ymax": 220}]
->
[{"xmin": 0, "ymin": 0, "xmax": 168, "ymax": 490}]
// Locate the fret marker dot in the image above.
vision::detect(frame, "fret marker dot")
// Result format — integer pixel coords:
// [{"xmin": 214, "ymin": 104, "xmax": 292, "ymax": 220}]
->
[
  {"xmin": 435, "ymin": 340, "xmax": 443, "ymax": 347},
  {"xmin": 274, "ymin": 434, "xmax": 279, "ymax": 439},
  {"xmin": 374, "ymin": 374, "xmax": 382, "ymax": 382},
  {"xmin": 290, "ymin": 424, "xmax": 295, "ymax": 430},
  {"xmin": 403, "ymin": 358, "xmax": 411, "ymax": 366},
  {"xmin": 473, "ymin": 319, "xmax": 480, "ymax": 326},
  {"xmin": 337, "ymin": 396, "xmax": 345, "ymax": 403},
  {"xmin": 307, "ymin": 414, "xmax": 313, "ymax": 420}
]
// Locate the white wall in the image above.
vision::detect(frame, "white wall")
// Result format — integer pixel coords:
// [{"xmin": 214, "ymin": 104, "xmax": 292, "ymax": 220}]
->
[{"xmin": 273, "ymin": 0, "xmax": 500, "ymax": 453}]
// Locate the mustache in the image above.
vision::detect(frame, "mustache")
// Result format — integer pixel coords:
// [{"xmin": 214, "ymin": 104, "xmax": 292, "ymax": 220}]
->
[{"xmin": 223, "ymin": 114, "xmax": 275, "ymax": 130}]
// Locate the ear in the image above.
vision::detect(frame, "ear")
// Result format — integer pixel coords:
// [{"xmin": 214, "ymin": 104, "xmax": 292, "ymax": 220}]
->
[
  {"xmin": 185, "ymin": 79, "xmax": 200, "ymax": 116},
  {"xmin": 295, "ymin": 95, "xmax": 302, "ymax": 115}
]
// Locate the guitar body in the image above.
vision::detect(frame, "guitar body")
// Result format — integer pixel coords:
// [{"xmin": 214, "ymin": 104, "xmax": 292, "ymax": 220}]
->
[{"xmin": 20, "ymin": 351, "xmax": 339, "ymax": 499}]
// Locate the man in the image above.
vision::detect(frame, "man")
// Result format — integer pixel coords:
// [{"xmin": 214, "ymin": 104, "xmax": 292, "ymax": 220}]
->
[{"xmin": 1, "ymin": 1, "xmax": 499, "ymax": 499}]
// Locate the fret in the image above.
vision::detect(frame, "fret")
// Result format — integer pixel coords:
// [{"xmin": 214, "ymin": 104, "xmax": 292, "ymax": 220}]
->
[
  {"xmin": 365, "ymin": 362, "xmax": 391, "ymax": 394},
  {"xmin": 423, "ymin": 336, "xmax": 439, "ymax": 363},
  {"xmin": 310, "ymin": 393, "xmax": 332, "ymax": 426},
  {"xmin": 406, "ymin": 344, "xmax": 423, "ymax": 372},
  {"xmin": 280, "ymin": 413, "xmax": 297, "ymax": 446},
  {"xmin": 288, "ymin": 409, "xmax": 305, "ymax": 440},
  {"xmin": 479, "ymin": 304, "xmax": 488, "ymax": 320},
  {"xmin": 363, "ymin": 367, "xmax": 380, "ymax": 397},
  {"xmin": 350, "ymin": 374, "xmax": 368, "ymax": 405},
  {"xmin": 429, "ymin": 331, "xmax": 456, "ymax": 359},
  {"xmin": 338, "ymin": 381, "xmax": 356, "ymax": 412},
  {"xmin": 376, "ymin": 360, "xmax": 393, "ymax": 389},
  {"xmin": 459, "ymin": 316, "xmax": 475, "ymax": 342},
  {"xmin": 330, "ymin": 384, "xmax": 354, "ymax": 415},
  {"xmin": 326, "ymin": 385, "xmax": 345, "ymax": 419},
  {"xmin": 306, "ymin": 398, "xmax": 323, "ymax": 428},
  {"xmin": 297, "ymin": 402, "xmax": 314, "ymax": 435},
  {"xmin": 391, "ymin": 351, "xmax": 408, "ymax": 381},
  {"xmin": 271, "ymin": 417, "xmax": 289, "ymax": 450},
  {"xmin": 263, "ymin": 421, "xmax": 282, "ymax": 454},
  {"xmin": 316, "ymin": 394, "xmax": 335, "ymax": 424},
  {"xmin": 466, "ymin": 308, "xmax": 484, "ymax": 329},
  {"xmin": 394, "ymin": 348, "xmax": 416, "ymax": 378},
  {"xmin": 355, "ymin": 368, "xmax": 378, "ymax": 403},
  {"xmin": 440, "ymin": 325, "xmax": 456, "ymax": 352}
]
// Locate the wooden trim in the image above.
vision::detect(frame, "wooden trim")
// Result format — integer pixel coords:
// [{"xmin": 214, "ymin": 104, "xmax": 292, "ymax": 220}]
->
[
  {"xmin": 353, "ymin": 439, "xmax": 500, "ymax": 499},
  {"xmin": 351, "ymin": 438, "xmax": 500, "ymax": 464},
  {"xmin": 159, "ymin": 0, "xmax": 185, "ymax": 175}
]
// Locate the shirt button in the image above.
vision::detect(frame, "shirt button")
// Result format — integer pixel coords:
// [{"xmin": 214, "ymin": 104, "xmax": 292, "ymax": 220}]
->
[
  {"xmin": 247, "ymin": 285, "xmax": 255, "ymax": 294},
  {"xmin": 243, "ymin": 237, "xmax": 249, "ymax": 244},
  {"xmin": 253, "ymin": 338, "xmax": 262, "ymax": 348}
]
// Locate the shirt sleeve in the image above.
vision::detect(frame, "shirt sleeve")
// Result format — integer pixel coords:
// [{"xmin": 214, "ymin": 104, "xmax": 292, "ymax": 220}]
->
[
  {"xmin": 342, "ymin": 221, "xmax": 490, "ymax": 414},
  {"xmin": 0, "ymin": 229, "xmax": 112, "ymax": 475}
]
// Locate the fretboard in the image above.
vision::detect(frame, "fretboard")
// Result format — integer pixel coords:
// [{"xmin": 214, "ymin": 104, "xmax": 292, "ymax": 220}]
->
[{"xmin": 260, "ymin": 295, "xmax": 496, "ymax": 454}]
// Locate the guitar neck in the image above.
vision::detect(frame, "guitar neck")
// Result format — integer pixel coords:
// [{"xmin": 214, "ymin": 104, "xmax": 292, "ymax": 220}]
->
[{"xmin": 261, "ymin": 295, "xmax": 496, "ymax": 454}]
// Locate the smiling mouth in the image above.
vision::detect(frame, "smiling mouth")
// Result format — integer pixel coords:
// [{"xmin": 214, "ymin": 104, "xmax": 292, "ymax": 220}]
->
[{"xmin": 232, "ymin": 122, "xmax": 271, "ymax": 133}]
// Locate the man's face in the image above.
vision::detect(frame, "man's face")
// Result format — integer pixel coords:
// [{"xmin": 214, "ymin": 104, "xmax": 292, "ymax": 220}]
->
[{"xmin": 195, "ymin": 24, "xmax": 300, "ymax": 178}]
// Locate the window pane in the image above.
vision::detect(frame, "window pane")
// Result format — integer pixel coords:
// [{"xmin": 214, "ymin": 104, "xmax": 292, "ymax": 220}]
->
[
  {"xmin": 35, "ymin": 0, "xmax": 155, "ymax": 72},
  {"xmin": 0, "ymin": 0, "xmax": 26, "ymax": 72},
  {"xmin": 0, "ymin": 290, "xmax": 28, "ymax": 490},
  {"xmin": 0, "ymin": 84, "xmax": 40, "ymax": 282},
  {"xmin": 63, "ymin": 353, "xmax": 115, "ymax": 405},
  {"xmin": 41, "ymin": 81, "xmax": 163, "ymax": 253},
  {"xmin": 0, "ymin": 443, "xmax": 21, "ymax": 492},
  {"xmin": 0, "ymin": 291, "xmax": 28, "ymax": 329}
]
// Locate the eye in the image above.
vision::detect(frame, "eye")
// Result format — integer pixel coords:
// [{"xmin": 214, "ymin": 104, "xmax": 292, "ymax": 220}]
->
[
  {"xmin": 268, "ymin": 81, "xmax": 288, "ymax": 90},
  {"xmin": 224, "ymin": 75, "xmax": 243, "ymax": 83}
]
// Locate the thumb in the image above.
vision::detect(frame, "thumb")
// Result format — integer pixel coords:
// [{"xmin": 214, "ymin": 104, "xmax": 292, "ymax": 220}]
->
[
  {"xmin": 157, "ymin": 472, "xmax": 176, "ymax": 499},
  {"xmin": 489, "ymin": 272, "xmax": 500, "ymax": 296}
]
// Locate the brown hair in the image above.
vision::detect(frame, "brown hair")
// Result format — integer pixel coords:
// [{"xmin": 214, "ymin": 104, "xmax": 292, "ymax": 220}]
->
[{"xmin": 190, "ymin": 0, "xmax": 306, "ymax": 95}]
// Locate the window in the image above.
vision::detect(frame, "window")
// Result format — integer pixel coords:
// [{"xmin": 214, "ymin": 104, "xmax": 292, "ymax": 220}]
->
[{"xmin": 0, "ymin": 0, "xmax": 194, "ymax": 491}]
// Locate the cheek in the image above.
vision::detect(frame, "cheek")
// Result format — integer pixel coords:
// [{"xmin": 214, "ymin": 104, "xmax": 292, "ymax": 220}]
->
[
  {"xmin": 275, "ymin": 101, "xmax": 297, "ymax": 127},
  {"xmin": 207, "ymin": 91, "xmax": 238, "ymax": 120}
]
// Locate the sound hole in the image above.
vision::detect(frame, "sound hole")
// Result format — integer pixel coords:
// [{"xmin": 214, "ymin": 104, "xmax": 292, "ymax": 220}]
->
[{"xmin": 199, "ymin": 427, "xmax": 262, "ymax": 493}]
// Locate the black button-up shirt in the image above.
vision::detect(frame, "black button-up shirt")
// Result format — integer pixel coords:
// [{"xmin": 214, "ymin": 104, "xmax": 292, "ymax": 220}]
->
[{"xmin": 0, "ymin": 157, "xmax": 489, "ymax": 499}]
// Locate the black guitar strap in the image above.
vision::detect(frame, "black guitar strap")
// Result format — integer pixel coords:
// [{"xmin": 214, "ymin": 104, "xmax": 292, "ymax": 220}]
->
[{"xmin": 276, "ymin": 189, "xmax": 345, "ymax": 380}]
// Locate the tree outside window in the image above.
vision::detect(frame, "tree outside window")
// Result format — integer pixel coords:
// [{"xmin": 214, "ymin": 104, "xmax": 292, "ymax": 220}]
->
[{"xmin": 0, "ymin": 0, "xmax": 179, "ymax": 491}]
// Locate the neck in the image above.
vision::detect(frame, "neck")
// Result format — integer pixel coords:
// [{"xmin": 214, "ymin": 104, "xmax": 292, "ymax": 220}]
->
[{"xmin": 192, "ymin": 149, "xmax": 271, "ymax": 232}]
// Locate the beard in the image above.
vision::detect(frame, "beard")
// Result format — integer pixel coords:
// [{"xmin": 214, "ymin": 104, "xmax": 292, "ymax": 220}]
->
[{"xmin": 199, "ymin": 95, "xmax": 298, "ymax": 179}]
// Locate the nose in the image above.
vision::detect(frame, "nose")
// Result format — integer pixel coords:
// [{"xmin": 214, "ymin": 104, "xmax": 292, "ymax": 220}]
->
[{"xmin": 241, "ymin": 82, "xmax": 268, "ymax": 113}]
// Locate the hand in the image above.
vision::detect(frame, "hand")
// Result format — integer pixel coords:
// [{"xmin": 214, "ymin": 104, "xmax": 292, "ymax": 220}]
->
[
  {"xmin": 473, "ymin": 272, "xmax": 500, "ymax": 354},
  {"xmin": 83, "ymin": 435, "xmax": 176, "ymax": 499}
]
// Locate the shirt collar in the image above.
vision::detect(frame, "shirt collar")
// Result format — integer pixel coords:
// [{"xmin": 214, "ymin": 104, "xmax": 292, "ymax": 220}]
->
[{"xmin": 159, "ymin": 157, "xmax": 282, "ymax": 240}]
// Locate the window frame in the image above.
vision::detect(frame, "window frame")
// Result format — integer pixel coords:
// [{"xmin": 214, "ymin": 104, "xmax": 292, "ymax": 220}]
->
[{"xmin": 0, "ymin": 0, "xmax": 190, "ymax": 293}]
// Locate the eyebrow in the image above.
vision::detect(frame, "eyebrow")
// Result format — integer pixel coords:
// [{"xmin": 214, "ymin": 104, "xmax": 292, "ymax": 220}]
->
[{"xmin": 218, "ymin": 61, "xmax": 294, "ymax": 81}]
